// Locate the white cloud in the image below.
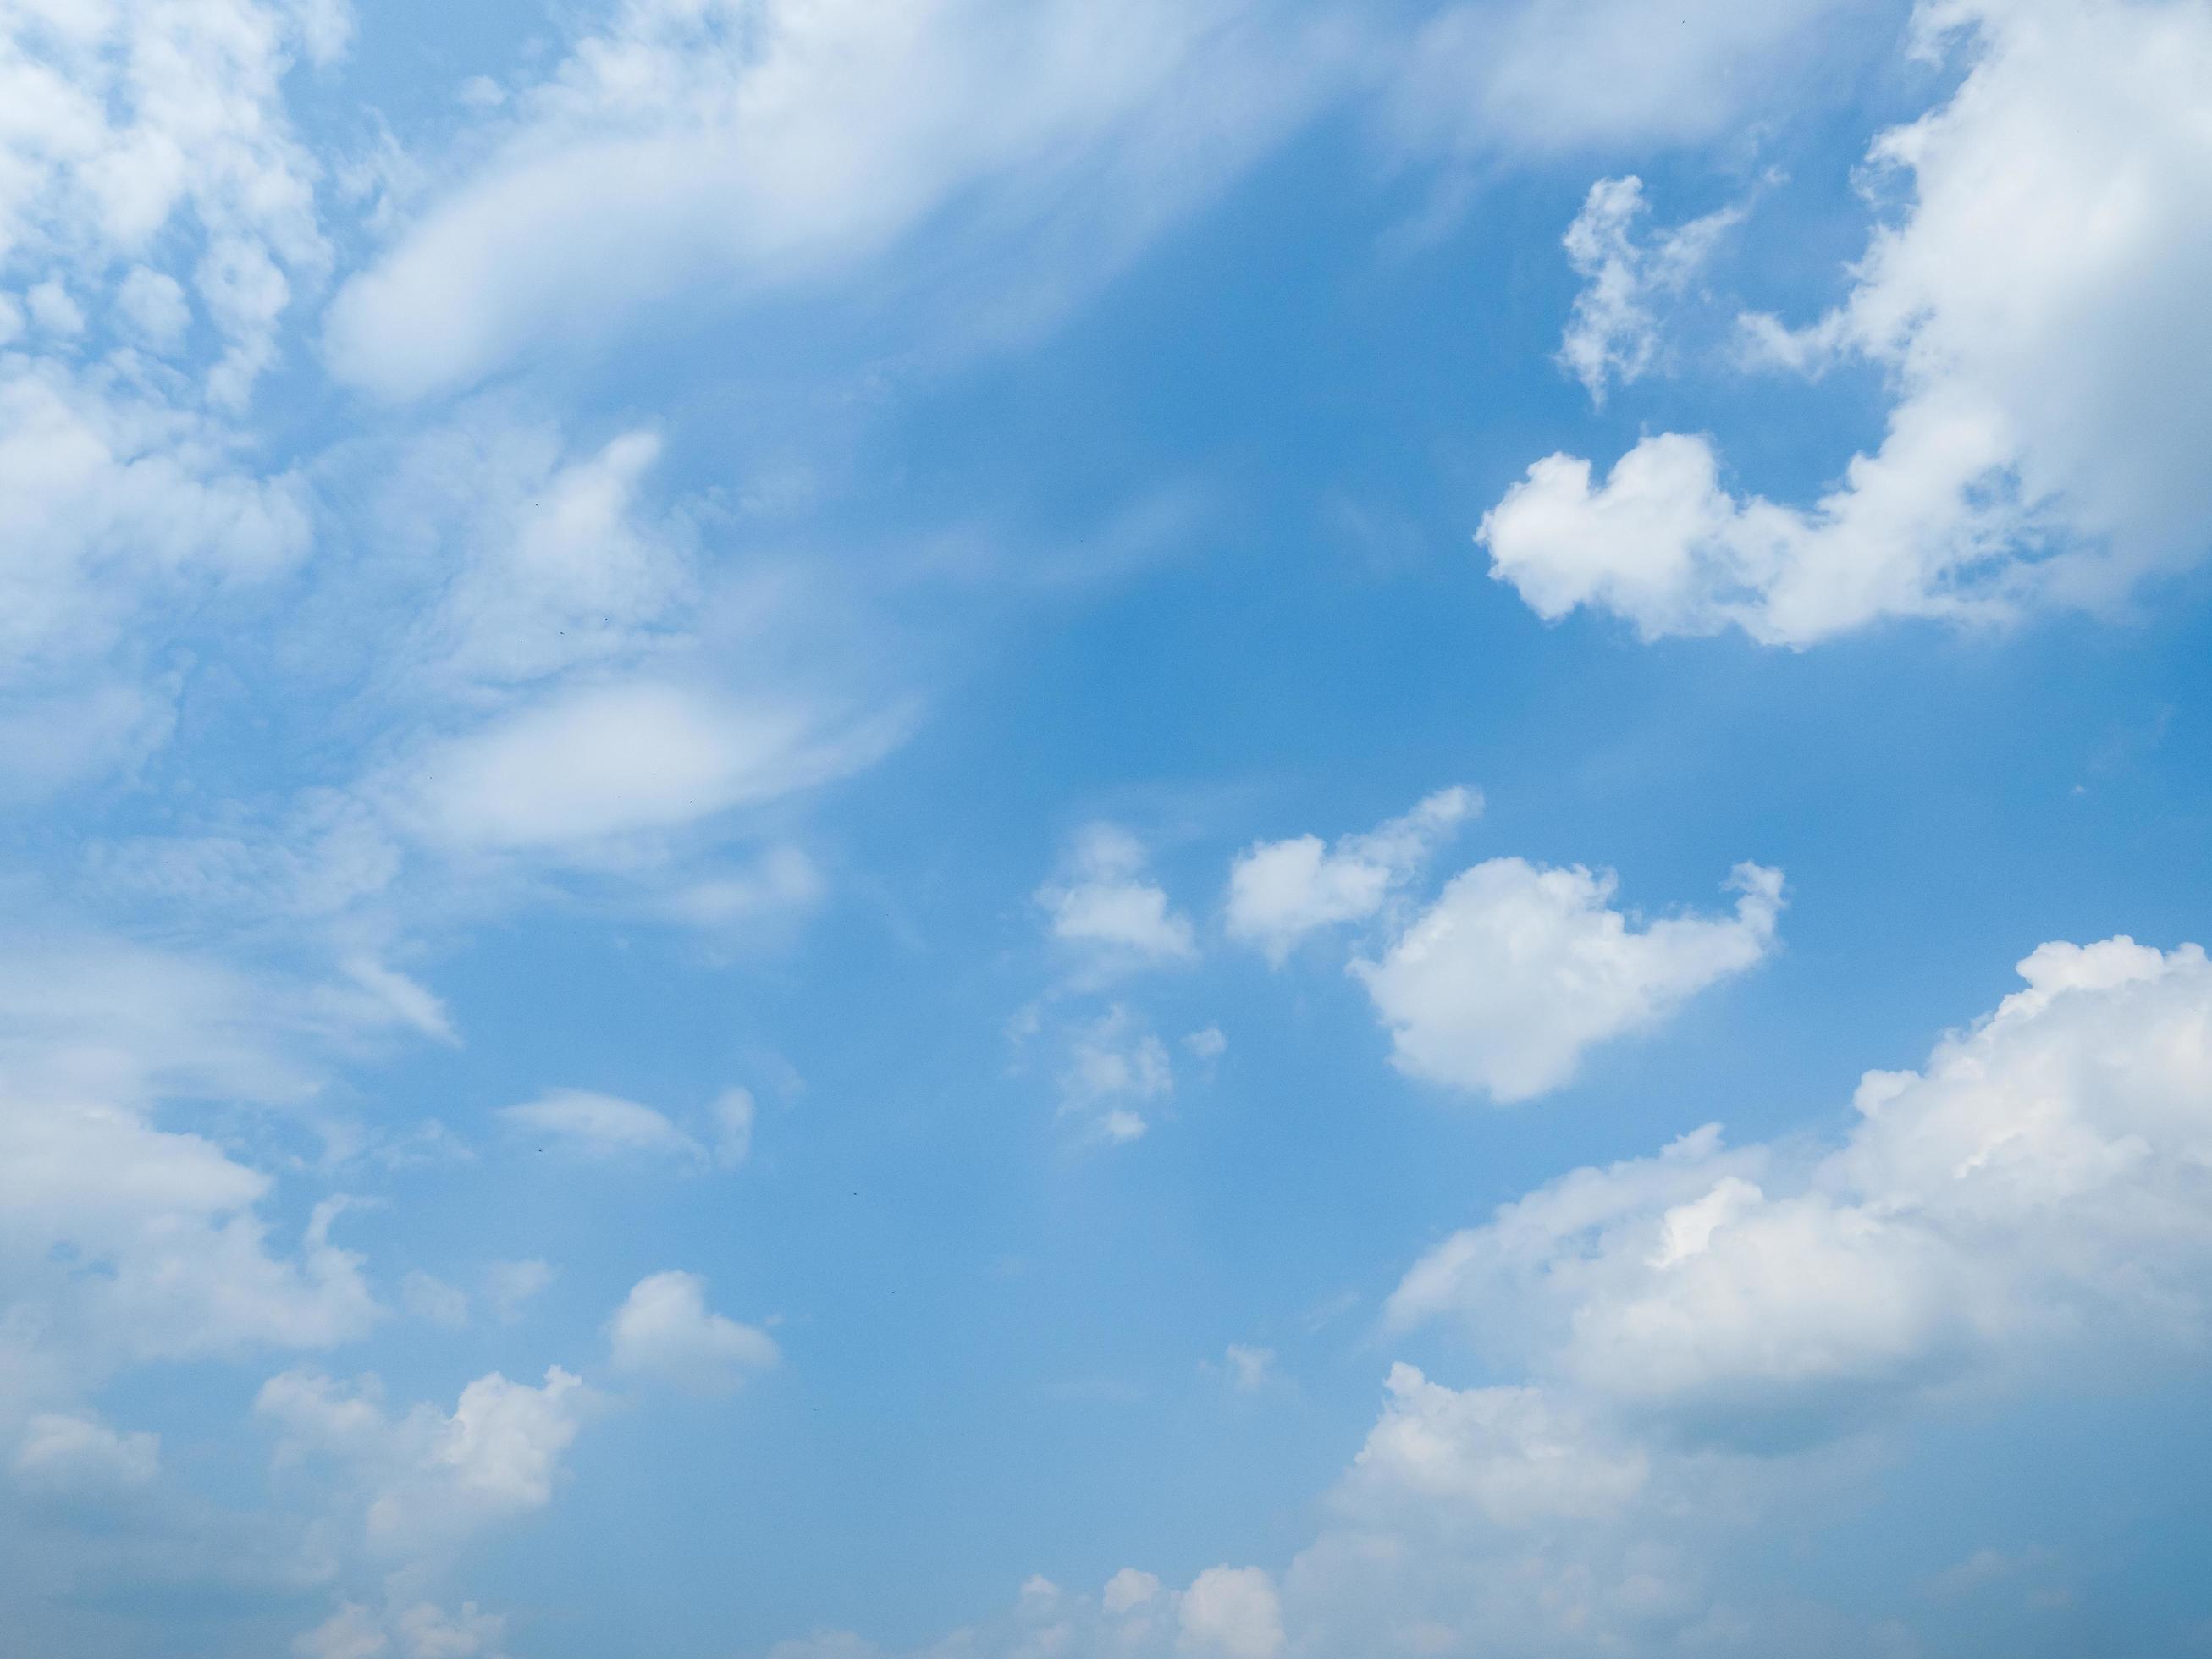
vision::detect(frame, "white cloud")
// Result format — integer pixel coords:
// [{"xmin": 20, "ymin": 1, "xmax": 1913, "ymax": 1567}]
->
[
  {"xmin": 1057, "ymin": 1005, "xmax": 1176, "ymax": 1144},
  {"xmin": 1178, "ymin": 1566, "xmax": 1284, "ymax": 1659},
  {"xmin": 403, "ymin": 679, "xmax": 896, "ymax": 854},
  {"xmin": 1352, "ymin": 860, "xmax": 1783, "ymax": 1101},
  {"xmin": 257, "ymin": 1362, "xmax": 589, "ymax": 1558},
  {"xmin": 0, "ymin": 0, "xmax": 335, "ymax": 394},
  {"xmin": 1387, "ymin": 935, "xmax": 2212, "ymax": 1445},
  {"xmin": 1227, "ymin": 786, "xmax": 1478, "ymax": 964},
  {"xmin": 0, "ymin": 1094, "xmax": 378, "ymax": 1376},
  {"xmin": 1349, "ymin": 1364, "xmax": 1648, "ymax": 1527},
  {"xmin": 1484, "ymin": 0, "xmax": 2212, "ymax": 642},
  {"xmin": 1105, "ymin": 1568, "xmax": 1161, "ymax": 1613},
  {"xmin": 605, "ymin": 1270, "xmax": 779, "ymax": 1396},
  {"xmin": 14, "ymin": 1410, "xmax": 161, "ymax": 1496},
  {"xmin": 323, "ymin": 0, "xmax": 1345, "ymax": 401},
  {"xmin": 496, "ymin": 1088, "xmax": 703, "ymax": 1165},
  {"xmin": 1384, "ymin": 0, "xmax": 1862, "ymax": 159},
  {"xmin": 1038, "ymin": 825, "xmax": 1198, "ymax": 973},
  {"xmin": 1556, "ymin": 176, "xmax": 1744, "ymax": 405},
  {"xmin": 371, "ymin": 419, "xmax": 694, "ymax": 695}
]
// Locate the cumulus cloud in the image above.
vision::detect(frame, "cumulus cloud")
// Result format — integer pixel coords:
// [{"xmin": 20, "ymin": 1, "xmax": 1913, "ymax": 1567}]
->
[
  {"xmin": 1483, "ymin": 0, "xmax": 2212, "ymax": 642},
  {"xmin": 605, "ymin": 1270, "xmax": 780, "ymax": 1395},
  {"xmin": 1038, "ymin": 825, "xmax": 1198, "ymax": 973},
  {"xmin": 1389, "ymin": 935, "xmax": 2212, "ymax": 1444},
  {"xmin": 1348, "ymin": 1365, "xmax": 1648, "ymax": 1527},
  {"xmin": 1227, "ymin": 786, "xmax": 1478, "ymax": 963},
  {"xmin": 257, "ymin": 1363, "xmax": 589, "ymax": 1559},
  {"xmin": 1352, "ymin": 859, "xmax": 1784, "ymax": 1101},
  {"xmin": 1178, "ymin": 1566, "xmax": 1285, "ymax": 1659}
]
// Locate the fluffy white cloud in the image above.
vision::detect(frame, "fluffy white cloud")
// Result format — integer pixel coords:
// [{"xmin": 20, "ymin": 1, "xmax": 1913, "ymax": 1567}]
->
[
  {"xmin": 605, "ymin": 1270, "xmax": 780, "ymax": 1395},
  {"xmin": 0, "ymin": 0, "xmax": 339, "ymax": 792},
  {"xmin": 1484, "ymin": 0, "xmax": 2212, "ymax": 642},
  {"xmin": 1349, "ymin": 1364, "xmax": 1648, "ymax": 1527},
  {"xmin": 1227, "ymin": 786, "xmax": 1478, "ymax": 963},
  {"xmin": 1178, "ymin": 1566, "xmax": 1284, "ymax": 1659},
  {"xmin": 1352, "ymin": 860, "xmax": 1783, "ymax": 1101},
  {"xmin": 323, "ymin": 0, "xmax": 1343, "ymax": 401},
  {"xmin": 1105, "ymin": 1568, "xmax": 1161, "ymax": 1613},
  {"xmin": 1039, "ymin": 825, "xmax": 1198, "ymax": 973},
  {"xmin": 257, "ymin": 1362, "xmax": 588, "ymax": 1557},
  {"xmin": 1389, "ymin": 936, "xmax": 2212, "ymax": 1444},
  {"xmin": 0, "ymin": 1097, "xmax": 378, "ymax": 1377},
  {"xmin": 0, "ymin": 0, "xmax": 337, "ymax": 392},
  {"xmin": 1556, "ymin": 177, "xmax": 1743, "ymax": 405}
]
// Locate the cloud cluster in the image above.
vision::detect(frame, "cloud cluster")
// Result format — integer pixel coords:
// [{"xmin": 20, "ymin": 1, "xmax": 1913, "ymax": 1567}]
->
[
  {"xmin": 1484, "ymin": 0, "xmax": 2212, "ymax": 642},
  {"xmin": 1233, "ymin": 791, "xmax": 1780, "ymax": 1101}
]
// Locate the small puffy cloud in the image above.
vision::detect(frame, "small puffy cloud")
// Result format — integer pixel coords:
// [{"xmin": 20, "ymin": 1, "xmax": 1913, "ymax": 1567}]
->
[
  {"xmin": 1227, "ymin": 786, "xmax": 1477, "ymax": 963},
  {"xmin": 1557, "ymin": 176, "xmax": 1744, "ymax": 405},
  {"xmin": 606, "ymin": 1271, "xmax": 779, "ymax": 1395},
  {"xmin": 1178, "ymin": 1565, "xmax": 1285, "ymax": 1659},
  {"xmin": 14, "ymin": 1410, "xmax": 161, "ymax": 1496},
  {"xmin": 1038, "ymin": 824, "xmax": 1197, "ymax": 973},
  {"xmin": 1105, "ymin": 1568, "xmax": 1161, "ymax": 1613},
  {"xmin": 1352, "ymin": 860, "xmax": 1783, "ymax": 1101},
  {"xmin": 496, "ymin": 1088, "xmax": 703, "ymax": 1164}
]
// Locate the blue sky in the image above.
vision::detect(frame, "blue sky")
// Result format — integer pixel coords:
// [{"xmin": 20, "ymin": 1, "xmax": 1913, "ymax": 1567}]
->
[{"xmin": 5, "ymin": 1, "xmax": 2212, "ymax": 1656}]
